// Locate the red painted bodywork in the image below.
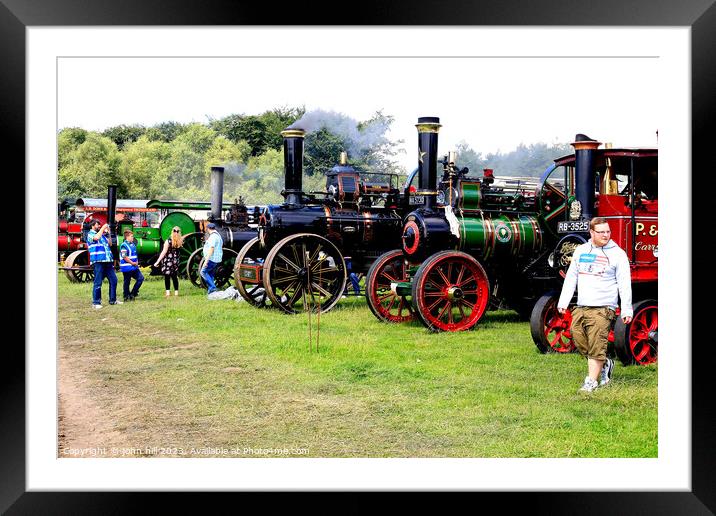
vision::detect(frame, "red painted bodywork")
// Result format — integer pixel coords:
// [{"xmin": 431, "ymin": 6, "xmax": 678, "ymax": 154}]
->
[
  {"xmin": 596, "ymin": 195, "xmax": 658, "ymax": 283},
  {"xmin": 555, "ymin": 149, "xmax": 659, "ymax": 286}
]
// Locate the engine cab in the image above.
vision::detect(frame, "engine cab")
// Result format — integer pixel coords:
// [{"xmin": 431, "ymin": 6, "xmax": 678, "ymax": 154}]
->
[{"xmin": 538, "ymin": 142, "xmax": 658, "ymax": 283}]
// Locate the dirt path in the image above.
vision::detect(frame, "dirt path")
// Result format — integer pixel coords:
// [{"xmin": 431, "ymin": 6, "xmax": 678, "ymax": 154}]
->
[{"xmin": 58, "ymin": 348, "xmax": 130, "ymax": 457}]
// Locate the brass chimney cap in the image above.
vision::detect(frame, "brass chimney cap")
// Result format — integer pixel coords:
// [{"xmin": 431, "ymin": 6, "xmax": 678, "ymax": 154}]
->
[
  {"xmin": 416, "ymin": 123, "xmax": 442, "ymax": 134},
  {"xmin": 416, "ymin": 116, "xmax": 441, "ymax": 133},
  {"xmin": 571, "ymin": 140, "xmax": 602, "ymax": 151},
  {"xmin": 281, "ymin": 129, "xmax": 306, "ymax": 138}
]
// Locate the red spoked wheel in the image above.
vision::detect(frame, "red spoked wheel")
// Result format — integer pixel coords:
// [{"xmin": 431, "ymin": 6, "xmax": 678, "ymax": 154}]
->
[
  {"xmin": 614, "ymin": 299, "xmax": 658, "ymax": 366},
  {"xmin": 365, "ymin": 249, "xmax": 415, "ymax": 323},
  {"xmin": 529, "ymin": 294, "xmax": 576, "ymax": 353},
  {"xmin": 411, "ymin": 251, "xmax": 490, "ymax": 332}
]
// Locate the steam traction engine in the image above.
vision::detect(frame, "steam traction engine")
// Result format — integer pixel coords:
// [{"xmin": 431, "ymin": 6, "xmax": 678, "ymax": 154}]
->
[
  {"xmin": 59, "ymin": 188, "xmax": 254, "ymax": 284},
  {"xmin": 59, "ymin": 185, "xmax": 126, "ymax": 282},
  {"xmin": 58, "ymin": 197, "xmax": 158, "ymax": 282},
  {"xmin": 233, "ymin": 127, "xmax": 405, "ymax": 313},
  {"xmin": 183, "ymin": 166, "xmax": 260, "ymax": 290},
  {"xmin": 365, "ymin": 117, "xmax": 549, "ymax": 331},
  {"xmin": 529, "ymin": 135, "xmax": 658, "ymax": 366}
]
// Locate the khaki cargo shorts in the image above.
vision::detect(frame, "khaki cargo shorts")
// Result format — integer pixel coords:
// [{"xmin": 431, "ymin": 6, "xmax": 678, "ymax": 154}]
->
[{"xmin": 570, "ymin": 306, "xmax": 617, "ymax": 361}]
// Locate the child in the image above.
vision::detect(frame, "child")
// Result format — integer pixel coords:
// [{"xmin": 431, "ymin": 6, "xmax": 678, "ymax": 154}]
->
[{"xmin": 120, "ymin": 230, "xmax": 144, "ymax": 301}]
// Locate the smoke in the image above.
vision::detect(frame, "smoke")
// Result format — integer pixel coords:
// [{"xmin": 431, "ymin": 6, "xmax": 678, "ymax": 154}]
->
[
  {"xmin": 221, "ymin": 162, "xmax": 247, "ymax": 179},
  {"xmin": 288, "ymin": 109, "xmax": 390, "ymax": 159}
]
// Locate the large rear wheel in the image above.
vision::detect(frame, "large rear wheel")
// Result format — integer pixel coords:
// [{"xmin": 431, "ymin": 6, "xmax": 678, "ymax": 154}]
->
[
  {"xmin": 614, "ymin": 299, "xmax": 658, "ymax": 366},
  {"xmin": 186, "ymin": 248, "xmax": 204, "ymax": 288},
  {"xmin": 411, "ymin": 251, "xmax": 490, "ymax": 332},
  {"xmin": 188, "ymin": 248, "xmax": 238, "ymax": 290},
  {"xmin": 263, "ymin": 233, "xmax": 346, "ymax": 314},
  {"xmin": 365, "ymin": 249, "xmax": 415, "ymax": 323},
  {"xmin": 213, "ymin": 249, "xmax": 238, "ymax": 289},
  {"xmin": 177, "ymin": 232, "xmax": 204, "ymax": 279}
]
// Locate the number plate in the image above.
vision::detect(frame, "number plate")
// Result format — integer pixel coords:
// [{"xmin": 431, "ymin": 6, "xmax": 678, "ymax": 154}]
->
[
  {"xmin": 558, "ymin": 220, "xmax": 590, "ymax": 233},
  {"xmin": 409, "ymin": 195, "xmax": 425, "ymax": 205}
]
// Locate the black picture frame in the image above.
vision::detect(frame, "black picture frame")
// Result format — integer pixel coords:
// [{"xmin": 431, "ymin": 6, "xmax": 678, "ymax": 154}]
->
[{"xmin": 5, "ymin": 0, "xmax": 710, "ymax": 511}]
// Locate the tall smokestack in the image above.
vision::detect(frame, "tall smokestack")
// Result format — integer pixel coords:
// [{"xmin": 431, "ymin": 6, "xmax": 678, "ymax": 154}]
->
[
  {"xmin": 210, "ymin": 166, "xmax": 225, "ymax": 220},
  {"xmin": 571, "ymin": 134, "xmax": 601, "ymax": 222},
  {"xmin": 281, "ymin": 128, "xmax": 306, "ymax": 205},
  {"xmin": 416, "ymin": 117, "xmax": 441, "ymax": 211},
  {"xmin": 107, "ymin": 184, "xmax": 117, "ymax": 248}
]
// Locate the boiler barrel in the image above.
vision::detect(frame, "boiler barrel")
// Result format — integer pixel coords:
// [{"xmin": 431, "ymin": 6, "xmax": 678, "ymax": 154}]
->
[
  {"xmin": 134, "ymin": 237, "xmax": 161, "ymax": 256},
  {"xmin": 216, "ymin": 227, "xmax": 257, "ymax": 251},
  {"xmin": 459, "ymin": 214, "xmax": 543, "ymax": 259}
]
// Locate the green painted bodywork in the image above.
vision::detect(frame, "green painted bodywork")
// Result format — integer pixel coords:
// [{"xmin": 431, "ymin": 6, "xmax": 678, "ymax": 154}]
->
[
  {"xmin": 458, "ymin": 213, "xmax": 542, "ymax": 259},
  {"xmin": 458, "ymin": 182, "xmax": 481, "ymax": 211},
  {"xmin": 394, "ymin": 282, "xmax": 412, "ymax": 297},
  {"xmin": 116, "ymin": 220, "xmax": 163, "ymax": 257},
  {"xmin": 160, "ymin": 211, "xmax": 197, "ymax": 241}
]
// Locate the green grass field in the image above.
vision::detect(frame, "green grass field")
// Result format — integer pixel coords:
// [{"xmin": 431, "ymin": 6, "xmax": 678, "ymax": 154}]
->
[{"xmin": 58, "ymin": 271, "xmax": 657, "ymax": 458}]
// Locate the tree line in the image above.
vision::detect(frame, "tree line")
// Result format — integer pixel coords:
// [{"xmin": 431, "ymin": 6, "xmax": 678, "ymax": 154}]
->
[{"xmin": 57, "ymin": 106, "xmax": 573, "ymax": 205}]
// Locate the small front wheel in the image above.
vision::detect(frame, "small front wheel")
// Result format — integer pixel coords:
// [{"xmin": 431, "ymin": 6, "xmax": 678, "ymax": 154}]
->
[
  {"xmin": 234, "ymin": 237, "xmax": 269, "ymax": 307},
  {"xmin": 365, "ymin": 249, "xmax": 415, "ymax": 323},
  {"xmin": 63, "ymin": 249, "xmax": 94, "ymax": 283}
]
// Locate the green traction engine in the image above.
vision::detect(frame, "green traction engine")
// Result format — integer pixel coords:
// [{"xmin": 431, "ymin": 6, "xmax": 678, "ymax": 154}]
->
[{"xmin": 365, "ymin": 117, "xmax": 552, "ymax": 331}]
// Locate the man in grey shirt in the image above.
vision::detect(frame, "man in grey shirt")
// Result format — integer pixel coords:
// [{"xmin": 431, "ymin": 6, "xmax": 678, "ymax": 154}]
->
[
  {"xmin": 200, "ymin": 222, "xmax": 224, "ymax": 294},
  {"xmin": 558, "ymin": 217, "xmax": 633, "ymax": 393}
]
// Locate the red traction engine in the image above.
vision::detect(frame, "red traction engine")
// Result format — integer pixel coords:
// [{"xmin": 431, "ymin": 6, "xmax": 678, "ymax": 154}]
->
[
  {"xmin": 529, "ymin": 135, "xmax": 658, "ymax": 366},
  {"xmin": 57, "ymin": 219, "xmax": 85, "ymax": 258},
  {"xmin": 365, "ymin": 117, "xmax": 548, "ymax": 331},
  {"xmin": 57, "ymin": 198, "xmax": 93, "ymax": 262}
]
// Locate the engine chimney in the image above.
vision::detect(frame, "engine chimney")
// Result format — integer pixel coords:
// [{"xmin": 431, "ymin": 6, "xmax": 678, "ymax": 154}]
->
[
  {"xmin": 281, "ymin": 128, "xmax": 306, "ymax": 205},
  {"xmin": 210, "ymin": 166, "xmax": 225, "ymax": 221},
  {"xmin": 416, "ymin": 117, "xmax": 441, "ymax": 211},
  {"xmin": 570, "ymin": 134, "xmax": 601, "ymax": 222},
  {"xmin": 107, "ymin": 184, "xmax": 117, "ymax": 248}
]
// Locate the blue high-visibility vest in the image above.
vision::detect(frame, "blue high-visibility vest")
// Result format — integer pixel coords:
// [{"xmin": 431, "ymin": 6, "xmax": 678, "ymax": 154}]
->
[
  {"xmin": 119, "ymin": 241, "xmax": 138, "ymax": 272},
  {"xmin": 87, "ymin": 230, "xmax": 113, "ymax": 264}
]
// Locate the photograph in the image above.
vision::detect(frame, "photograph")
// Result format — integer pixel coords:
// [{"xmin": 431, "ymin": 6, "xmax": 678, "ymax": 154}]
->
[
  {"xmin": 54, "ymin": 52, "xmax": 661, "ymax": 461},
  {"xmin": 8, "ymin": 6, "xmax": 708, "ymax": 508}
]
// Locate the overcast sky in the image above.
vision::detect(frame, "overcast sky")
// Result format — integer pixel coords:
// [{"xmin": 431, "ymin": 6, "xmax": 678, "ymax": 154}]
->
[{"xmin": 58, "ymin": 56, "xmax": 660, "ymax": 172}]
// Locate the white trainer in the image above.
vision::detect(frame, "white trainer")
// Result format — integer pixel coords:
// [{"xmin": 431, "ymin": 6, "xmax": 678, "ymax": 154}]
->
[
  {"xmin": 579, "ymin": 376, "xmax": 598, "ymax": 393},
  {"xmin": 600, "ymin": 358, "xmax": 614, "ymax": 386},
  {"xmin": 93, "ymin": 304, "xmax": 103, "ymax": 310}
]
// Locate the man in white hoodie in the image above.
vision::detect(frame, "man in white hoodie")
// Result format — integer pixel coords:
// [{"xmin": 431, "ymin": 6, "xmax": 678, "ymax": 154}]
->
[{"xmin": 558, "ymin": 217, "xmax": 633, "ymax": 393}]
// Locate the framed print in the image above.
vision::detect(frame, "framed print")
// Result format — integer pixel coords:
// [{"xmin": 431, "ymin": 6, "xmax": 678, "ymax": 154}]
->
[{"xmin": 5, "ymin": 0, "xmax": 712, "ymax": 511}]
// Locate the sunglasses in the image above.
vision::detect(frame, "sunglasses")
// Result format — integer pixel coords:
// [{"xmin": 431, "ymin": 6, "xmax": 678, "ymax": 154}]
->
[{"xmin": 173, "ymin": 229, "xmax": 180, "ymax": 233}]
